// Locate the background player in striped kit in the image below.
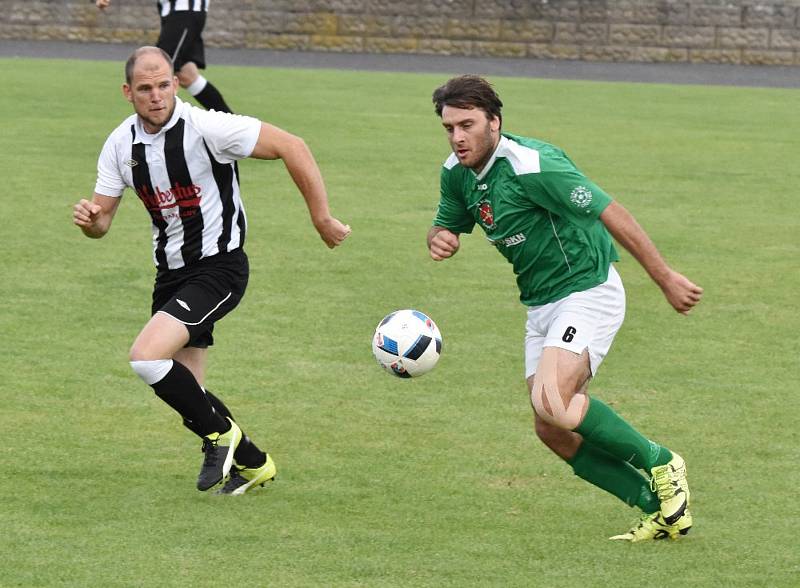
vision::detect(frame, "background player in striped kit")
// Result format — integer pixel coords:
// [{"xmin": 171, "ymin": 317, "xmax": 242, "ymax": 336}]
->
[
  {"xmin": 73, "ymin": 46, "xmax": 351, "ymax": 494},
  {"xmin": 96, "ymin": 0, "xmax": 233, "ymax": 113}
]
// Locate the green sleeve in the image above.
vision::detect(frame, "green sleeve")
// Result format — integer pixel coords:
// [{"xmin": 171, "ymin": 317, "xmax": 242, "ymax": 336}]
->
[
  {"xmin": 518, "ymin": 151, "xmax": 613, "ymax": 230},
  {"xmin": 433, "ymin": 166, "xmax": 475, "ymax": 234}
]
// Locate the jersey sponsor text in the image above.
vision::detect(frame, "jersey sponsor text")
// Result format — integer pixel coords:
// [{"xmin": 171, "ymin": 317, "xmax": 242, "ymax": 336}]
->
[{"xmin": 136, "ymin": 182, "xmax": 202, "ymax": 219}]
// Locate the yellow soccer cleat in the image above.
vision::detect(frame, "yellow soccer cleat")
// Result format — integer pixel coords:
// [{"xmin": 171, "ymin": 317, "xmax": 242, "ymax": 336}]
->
[
  {"xmin": 609, "ymin": 511, "xmax": 681, "ymax": 542},
  {"xmin": 675, "ymin": 509, "xmax": 693, "ymax": 537},
  {"xmin": 650, "ymin": 451, "xmax": 690, "ymax": 524},
  {"xmin": 216, "ymin": 454, "xmax": 277, "ymax": 496}
]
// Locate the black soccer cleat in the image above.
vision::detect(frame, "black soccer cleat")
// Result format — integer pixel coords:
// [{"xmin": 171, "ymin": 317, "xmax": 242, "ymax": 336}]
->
[{"xmin": 196, "ymin": 418, "xmax": 241, "ymax": 491}]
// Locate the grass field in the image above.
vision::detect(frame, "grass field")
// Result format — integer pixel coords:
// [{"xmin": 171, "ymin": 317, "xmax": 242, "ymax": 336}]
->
[{"xmin": 1, "ymin": 56, "xmax": 798, "ymax": 587}]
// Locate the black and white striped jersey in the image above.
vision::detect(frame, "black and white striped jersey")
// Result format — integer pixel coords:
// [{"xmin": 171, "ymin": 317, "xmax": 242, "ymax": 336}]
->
[
  {"xmin": 95, "ymin": 97, "xmax": 261, "ymax": 271},
  {"xmin": 158, "ymin": 0, "xmax": 208, "ymax": 17}
]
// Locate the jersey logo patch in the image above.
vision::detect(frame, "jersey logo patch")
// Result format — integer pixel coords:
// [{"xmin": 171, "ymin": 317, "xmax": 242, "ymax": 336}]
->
[
  {"xmin": 570, "ymin": 185, "xmax": 593, "ymax": 208},
  {"xmin": 477, "ymin": 200, "xmax": 496, "ymax": 231},
  {"xmin": 125, "ymin": 159, "xmax": 139, "ymax": 168}
]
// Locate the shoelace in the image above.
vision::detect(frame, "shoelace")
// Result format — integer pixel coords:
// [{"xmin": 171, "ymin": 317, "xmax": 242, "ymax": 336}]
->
[
  {"xmin": 221, "ymin": 468, "xmax": 246, "ymax": 492},
  {"xmin": 201, "ymin": 437, "xmax": 220, "ymax": 467},
  {"xmin": 650, "ymin": 466, "xmax": 675, "ymax": 500}
]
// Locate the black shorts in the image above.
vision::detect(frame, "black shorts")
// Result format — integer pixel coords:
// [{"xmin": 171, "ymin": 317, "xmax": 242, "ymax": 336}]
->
[
  {"xmin": 157, "ymin": 11, "xmax": 207, "ymax": 71},
  {"xmin": 152, "ymin": 249, "xmax": 249, "ymax": 348}
]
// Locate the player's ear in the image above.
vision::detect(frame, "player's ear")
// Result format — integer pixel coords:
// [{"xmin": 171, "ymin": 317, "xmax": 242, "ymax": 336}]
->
[
  {"xmin": 122, "ymin": 83, "xmax": 133, "ymax": 103},
  {"xmin": 489, "ymin": 115, "xmax": 501, "ymax": 133}
]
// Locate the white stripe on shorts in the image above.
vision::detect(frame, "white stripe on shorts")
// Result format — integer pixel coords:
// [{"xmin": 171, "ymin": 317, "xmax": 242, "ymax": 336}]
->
[{"xmin": 157, "ymin": 291, "xmax": 233, "ymax": 326}]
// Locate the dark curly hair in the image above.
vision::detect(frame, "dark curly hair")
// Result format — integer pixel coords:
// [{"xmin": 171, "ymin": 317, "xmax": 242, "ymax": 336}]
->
[{"xmin": 432, "ymin": 75, "xmax": 503, "ymax": 127}]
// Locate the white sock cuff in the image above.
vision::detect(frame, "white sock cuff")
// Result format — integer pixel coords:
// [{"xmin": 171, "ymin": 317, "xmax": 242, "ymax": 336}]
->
[
  {"xmin": 186, "ymin": 75, "xmax": 208, "ymax": 96},
  {"xmin": 130, "ymin": 359, "xmax": 174, "ymax": 386}
]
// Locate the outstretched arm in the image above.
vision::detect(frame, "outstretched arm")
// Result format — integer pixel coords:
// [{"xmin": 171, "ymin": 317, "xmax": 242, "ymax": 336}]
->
[
  {"xmin": 600, "ymin": 200, "xmax": 702, "ymax": 314},
  {"xmin": 73, "ymin": 193, "xmax": 121, "ymax": 239},
  {"xmin": 250, "ymin": 122, "xmax": 350, "ymax": 249},
  {"xmin": 427, "ymin": 226, "xmax": 460, "ymax": 261}
]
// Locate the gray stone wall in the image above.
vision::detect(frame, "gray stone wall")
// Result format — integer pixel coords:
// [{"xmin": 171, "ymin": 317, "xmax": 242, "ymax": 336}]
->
[{"xmin": 3, "ymin": 0, "xmax": 800, "ymax": 66}]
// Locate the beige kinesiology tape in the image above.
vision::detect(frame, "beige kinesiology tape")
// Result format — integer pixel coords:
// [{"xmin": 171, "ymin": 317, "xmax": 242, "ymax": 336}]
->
[{"xmin": 530, "ymin": 350, "xmax": 587, "ymax": 430}]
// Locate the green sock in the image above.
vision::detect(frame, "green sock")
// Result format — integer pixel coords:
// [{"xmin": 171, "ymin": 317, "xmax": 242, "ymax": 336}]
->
[
  {"xmin": 574, "ymin": 397, "xmax": 672, "ymax": 470},
  {"xmin": 568, "ymin": 442, "xmax": 660, "ymax": 513}
]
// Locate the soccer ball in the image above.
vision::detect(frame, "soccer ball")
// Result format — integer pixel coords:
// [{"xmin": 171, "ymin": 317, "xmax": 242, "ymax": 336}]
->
[{"xmin": 372, "ymin": 309, "xmax": 442, "ymax": 378}]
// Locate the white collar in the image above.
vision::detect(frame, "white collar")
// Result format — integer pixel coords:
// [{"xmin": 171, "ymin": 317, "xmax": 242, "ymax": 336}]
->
[{"xmin": 473, "ymin": 135, "xmax": 509, "ymax": 181}]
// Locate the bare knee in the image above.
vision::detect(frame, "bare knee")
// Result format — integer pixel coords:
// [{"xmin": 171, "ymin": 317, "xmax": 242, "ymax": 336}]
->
[
  {"xmin": 129, "ymin": 342, "xmax": 160, "ymax": 362},
  {"xmin": 527, "ymin": 348, "xmax": 590, "ymax": 430},
  {"xmin": 128, "ymin": 313, "xmax": 190, "ymax": 362},
  {"xmin": 129, "ymin": 331, "xmax": 172, "ymax": 362},
  {"xmin": 128, "ymin": 333, "xmax": 175, "ymax": 384},
  {"xmin": 530, "ymin": 378, "xmax": 585, "ymax": 430}
]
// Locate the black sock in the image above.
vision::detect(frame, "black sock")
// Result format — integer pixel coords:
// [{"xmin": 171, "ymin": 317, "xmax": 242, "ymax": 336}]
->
[
  {"xmin": 193, "ymin": 81, "xmax": 232, "ymax": 113},
  {"xmin": 182, "ymin": 388, "xmax": 267, "ymax": 468},
  {"xmin": 235, "ymin": 433, "xmax": 267, "ymax": 469},
  {"xmin": 151, "ymin": 360, "xmax": 228, "ymax": 436},
  {"xmin": 204, "ymin": 389, "xmax": 233, "ymax": 421}
]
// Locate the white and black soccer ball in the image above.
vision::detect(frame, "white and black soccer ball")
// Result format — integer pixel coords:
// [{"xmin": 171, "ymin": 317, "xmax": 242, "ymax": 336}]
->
[{"xmin": 372, "ymin": 309, "xmax": 442, "ymax": 378}]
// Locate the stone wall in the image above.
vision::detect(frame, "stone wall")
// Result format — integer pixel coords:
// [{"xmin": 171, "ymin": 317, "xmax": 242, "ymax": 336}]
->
[{"xmin": 3, "ymin": 0, "xmax": 800, "ymax": 66}]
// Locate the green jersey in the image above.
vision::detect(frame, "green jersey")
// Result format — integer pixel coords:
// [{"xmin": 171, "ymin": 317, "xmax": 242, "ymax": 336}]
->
[{"xmin": 434, "ymin": 132, "xmax": 619, "ymax": 306}]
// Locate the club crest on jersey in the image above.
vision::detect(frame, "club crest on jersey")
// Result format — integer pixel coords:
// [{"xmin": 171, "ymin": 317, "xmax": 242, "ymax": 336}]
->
[
  {"xmin": 570, "ymin": 185, "xmax": 593, "ymax": 208},
  {"xmin": 477, "ymin": 199, "xmax": 496, "ymax": 230}
]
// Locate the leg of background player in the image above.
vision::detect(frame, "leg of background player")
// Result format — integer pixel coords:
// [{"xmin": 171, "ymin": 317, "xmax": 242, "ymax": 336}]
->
[{"xmin": 178, "ymin": 61, "xmax": 232, "ymax": 113}]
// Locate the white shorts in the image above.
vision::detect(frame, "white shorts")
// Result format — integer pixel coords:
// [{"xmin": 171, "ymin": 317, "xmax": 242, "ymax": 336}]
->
[{"xmin": 524, "ymin": 265, "xmax": 626, "ymax": 378}]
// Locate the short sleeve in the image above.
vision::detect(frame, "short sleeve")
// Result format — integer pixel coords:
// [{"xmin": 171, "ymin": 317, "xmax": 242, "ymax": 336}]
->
[
  {"xmin": 433, "ymin": 166, "xmax": 475, "ymax": 234},
  {"xmin": 94, "ymin": 133, "xmax": 126, "ymax": 197},
  {"xmin": 517, "ymin": 151, "xmax": 613, "ymax": 230},
  {"xmin": 189, "ymin": 109, "xmax": 261, "ymax": 163}
]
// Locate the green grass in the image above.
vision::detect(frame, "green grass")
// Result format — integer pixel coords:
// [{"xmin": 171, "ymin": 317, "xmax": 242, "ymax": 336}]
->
[{"xmin": 1, "ymin": 57, "xmax": 799, "ymax": 587}]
